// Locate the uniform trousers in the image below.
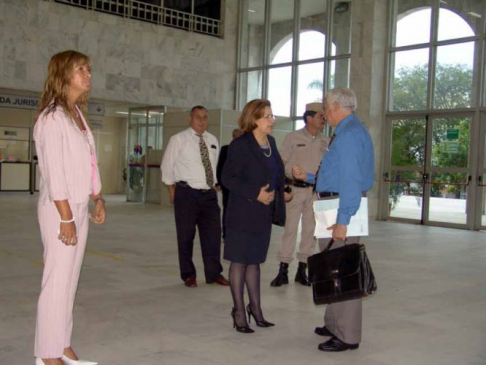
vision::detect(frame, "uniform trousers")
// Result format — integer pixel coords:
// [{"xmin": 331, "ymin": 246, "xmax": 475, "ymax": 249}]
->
[
  {"xmin": 35, "ymin": 200, "xmax": 89, "ymax": 358},
  {"xmin": 174, "ymin": 184, "xmax": 223, "ymax": 282},
  {"xmin": 318, "ymin": 237, "xmax": 362, "ymax": 345},
  {"xmin": 276, "ymin": 186, "xmax": 316, "ymax": 264}
]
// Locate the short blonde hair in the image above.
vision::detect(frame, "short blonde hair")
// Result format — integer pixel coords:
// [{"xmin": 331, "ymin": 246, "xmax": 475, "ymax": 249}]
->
[{"xmin": 238, "ymin": 99, "xmax": 271, "ymax": 132}]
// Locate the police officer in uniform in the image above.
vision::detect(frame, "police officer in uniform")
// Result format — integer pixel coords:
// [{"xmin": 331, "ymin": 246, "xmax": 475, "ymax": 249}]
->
[{"xmin": 270, "ymin": 103, "xmax": 329, "ymax": 287}]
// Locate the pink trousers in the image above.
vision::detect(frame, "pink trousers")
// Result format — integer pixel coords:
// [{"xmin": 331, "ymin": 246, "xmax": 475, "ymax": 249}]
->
[{"xmin": 35, "ymin": 200, "xmax": 89, "ymax": 358}]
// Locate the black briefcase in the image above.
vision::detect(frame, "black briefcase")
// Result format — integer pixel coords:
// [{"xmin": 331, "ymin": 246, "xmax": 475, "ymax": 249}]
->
[{"xmin": 308, "ymin": 240, "xmax": 377, "ymax": 305}]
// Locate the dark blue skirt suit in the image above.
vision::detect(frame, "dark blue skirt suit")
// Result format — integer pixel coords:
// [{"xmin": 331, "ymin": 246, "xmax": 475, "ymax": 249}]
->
[{"xmin": 222, "ymin": 132, "xmax": 286, "ymax": 264}]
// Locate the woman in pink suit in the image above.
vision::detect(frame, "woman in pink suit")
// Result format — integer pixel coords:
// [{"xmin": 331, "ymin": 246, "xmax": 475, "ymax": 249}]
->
[{"xmin": 34, "ymin": 50, "xmax": 106, "ymax": 365}]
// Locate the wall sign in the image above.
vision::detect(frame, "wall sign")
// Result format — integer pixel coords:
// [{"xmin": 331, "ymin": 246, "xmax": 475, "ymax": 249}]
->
[{"xmin": 0, "ymin": 94, "xmax": 105, "ymax": 116}]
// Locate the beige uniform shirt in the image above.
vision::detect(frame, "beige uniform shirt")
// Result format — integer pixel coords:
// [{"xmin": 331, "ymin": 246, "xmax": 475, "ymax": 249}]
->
[{"xmin": 280, "ymin": 127, "xmax": 330, "ymax": 179}]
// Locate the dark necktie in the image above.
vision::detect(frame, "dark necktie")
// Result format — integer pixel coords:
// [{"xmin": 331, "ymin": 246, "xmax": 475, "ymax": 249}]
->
[
  {"xmin": 313, "ymin": 133, "xmax": 336, "ymax": 192},
  {"xmin": 197, "ymin": 134, "xmax": 214, "ymax": 187}
]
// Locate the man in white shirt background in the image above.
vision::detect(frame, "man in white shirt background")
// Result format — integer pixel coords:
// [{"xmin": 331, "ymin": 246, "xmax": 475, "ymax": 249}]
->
[{"xmin": 161, "ymin": 106, "xmax": 229, "ymax": 288}]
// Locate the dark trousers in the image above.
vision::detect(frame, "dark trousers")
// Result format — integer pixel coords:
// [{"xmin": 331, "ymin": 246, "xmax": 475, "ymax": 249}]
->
[
  {"xmin": 221, "ymin": 187, "xmax": 229, "ymax": 239},
  {"xmin": 174, "ymin": 184, "xmax": 223, "ymax": 282}
]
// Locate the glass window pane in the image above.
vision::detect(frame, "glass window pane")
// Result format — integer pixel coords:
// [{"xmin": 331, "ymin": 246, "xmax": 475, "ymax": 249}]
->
[
  {"xmin": 438, "ymin": 1, "xmax": 481, "ymax": 41},
  {"xmin": 164, "ymin": 0, "xmax": 190, "ymax": 12},
  {"xmin": 392, "ymin": 2, "xmax": 432, "ymax": 47},
  {"xmin": 295, "ymin": 119, "xmax": 305, "ymax": 131},
  {"xmin": 268, "ymin": 66, "xmax": 292, "ymax": 117},
  {"xmin": 429, "ymin": 172, "xmax": 468, "ymax": 224},
  {"xmin": 388, "ymin": 170, "xmax": 424, "ymax": 220},
  {"xmin": 238, "ymin": 71, "xmax": 263, "ymax": 110},
  {"xmin": 296, "ymin": 62, "xmax": 324, "ymax": 117},
  {"xmin": 390, "ymin": 49, "xmax": 429, "ymax": 111},
  {"xmin": 434, "ymin": 42, "xmax": 474, "ymax": 109},
  {"xmin": 299, "ymin": 0, "xmax": 327, "ymax": 61},
  {"xmin": 147, "ymin": 126, "xmax": 157, "ymax": 155},
  {"xmin": 391, "ymin": 119, "xmax": 426, "ymax": 167},
  {"xmin": 299, "ymin": 31, "xmax": 326, "ymax": 61},
  {"xmin": 269, "ymin": 0, "xmax": 294, "ymax": 65},
  {"xmin": 331, "ymin": 0, "xmax": 351, "ymax": 55},
  {"xmin": 329, "ymin": 58, "xmax": 349, "ymax": 89},
  {"xmin": 431, "ymin": 117, "xmax": 470, "ymax": 168},
  {"xmin": 239, "ymin": 0, "xmax": 266, "ymax": 68},
  {"xmin": 194, "ymin": 0, "xmax": 221, "ymax": 20}
]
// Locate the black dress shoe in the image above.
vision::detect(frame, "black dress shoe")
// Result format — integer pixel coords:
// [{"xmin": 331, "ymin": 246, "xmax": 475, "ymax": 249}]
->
[
  {"xmin": 314, "ymin": 326, "xmax": 334, "ymax": 337},
  {"xmin": 318, "ymin": 337, "xmax": 359, "ymax": 352}
]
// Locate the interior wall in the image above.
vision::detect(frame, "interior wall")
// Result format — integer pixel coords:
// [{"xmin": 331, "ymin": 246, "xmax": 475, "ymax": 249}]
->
[
  {"xmin": 0, "ymin": 106, "xmax": 126, "ymax": 195},
  {"xmin": 91, "ymin": 115, "xmax": 127, "ymax": 194},
  {"xmin": 0, "ymin": 0, "xmax": 238, "ymax": 110}
]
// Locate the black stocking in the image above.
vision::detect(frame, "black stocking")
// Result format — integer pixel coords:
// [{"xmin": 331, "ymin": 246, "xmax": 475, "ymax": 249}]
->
[
  {"xmin": 245, "ymin": 264, "xmax": 265, "ymax": 322},
  {"xmin": 228, "ymin": 262, "xmax": 249, "ymax": 327}
]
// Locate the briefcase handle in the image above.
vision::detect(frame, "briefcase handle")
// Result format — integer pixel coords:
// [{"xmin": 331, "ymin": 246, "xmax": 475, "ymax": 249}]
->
[{"xmin": 324, "ymin": 238, "xmax": 350, "ymax": 251}]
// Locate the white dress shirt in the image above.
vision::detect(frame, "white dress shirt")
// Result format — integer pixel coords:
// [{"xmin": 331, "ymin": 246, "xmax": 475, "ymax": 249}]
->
[{"xmin": 161, "ymin": 127, "xmax": 219, "ymax": 190}]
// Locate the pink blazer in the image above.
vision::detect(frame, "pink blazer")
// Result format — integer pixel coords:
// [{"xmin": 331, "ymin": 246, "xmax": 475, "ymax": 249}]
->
[{"xmin": 34, "ymin": 105, "xmax": 102, "ymax": 204}]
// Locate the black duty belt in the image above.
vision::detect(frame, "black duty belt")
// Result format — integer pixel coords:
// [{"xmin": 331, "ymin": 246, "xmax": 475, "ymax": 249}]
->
[
  {"xmin": 290, "ymin": 180, "xmax": 315, "ymax": 188},
  {"xmin": 317, "ymin": 191, "xmax": 339, "ymax": 198},
  {"xmin": 176, "ymin": 181, "xmax": 214, "ymax": 193}
]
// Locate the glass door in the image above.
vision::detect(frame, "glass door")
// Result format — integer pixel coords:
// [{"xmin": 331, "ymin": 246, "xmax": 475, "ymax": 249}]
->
[
  {"xmin": 127, "ymin": 109, "xmax": 147, "ymax": 202},
  {"xmin": 476, "ymin": 112, "xmax": 486, "ymax": 229},
  {"xmin": 145, "ymin": 108, "xmax": 165, "ymax": 203},
  {"xmin": 386, "ymin": 117, "xmax": 426, "ymax": 222},
  {"xmin": 126, "ymin": 106, "xmax": 165, "ymax": 203},
  {"xmin": 425, "ymin": 115, "xmax": 471, "ymax": 226},
  {"xmin": 385, "ymin": 113, "xmax": 474, "ymax": 228}
]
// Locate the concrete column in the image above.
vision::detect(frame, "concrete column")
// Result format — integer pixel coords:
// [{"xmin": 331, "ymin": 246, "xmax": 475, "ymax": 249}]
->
[{"xmin": 349, "ymin": 0, "xmax": 388, "ymax": 220}]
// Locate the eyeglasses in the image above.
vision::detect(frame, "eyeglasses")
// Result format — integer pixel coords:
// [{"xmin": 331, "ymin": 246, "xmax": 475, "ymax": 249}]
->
[{"xmin": 262, "ymin": 115, "xmax": 275, "ymax": 120}]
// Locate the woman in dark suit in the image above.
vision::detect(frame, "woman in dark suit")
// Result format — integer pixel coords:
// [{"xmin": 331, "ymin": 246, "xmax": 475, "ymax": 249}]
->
[{"xmin": 222, "ymin": 99, "xmax": 291, "ymax": 333}]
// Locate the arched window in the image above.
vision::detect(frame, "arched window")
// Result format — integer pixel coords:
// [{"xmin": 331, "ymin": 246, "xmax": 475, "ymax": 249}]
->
[{"xmin": 268, "ymin": 31, "xmax": 335, "ymax": 119}]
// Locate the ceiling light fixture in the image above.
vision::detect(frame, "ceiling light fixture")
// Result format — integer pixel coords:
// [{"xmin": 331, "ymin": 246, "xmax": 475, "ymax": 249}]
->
[
  {"xmin": 248, "ymin": 9, "xmax": 256, "ymax": 13},
  {"xmin": 468, "ymin": 11, "xmax": 481, "ymax": 18}
]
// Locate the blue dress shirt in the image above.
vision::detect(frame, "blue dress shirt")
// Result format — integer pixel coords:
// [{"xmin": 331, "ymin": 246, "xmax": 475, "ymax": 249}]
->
[{"xmin": 307, "ymin": 114, "xmax": 374, "ymax": 225}]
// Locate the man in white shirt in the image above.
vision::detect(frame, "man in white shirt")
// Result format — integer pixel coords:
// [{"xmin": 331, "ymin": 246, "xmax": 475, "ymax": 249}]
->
[{"xmin": 161, "ymin": 106, "xmax": 229, "ymax": 288}]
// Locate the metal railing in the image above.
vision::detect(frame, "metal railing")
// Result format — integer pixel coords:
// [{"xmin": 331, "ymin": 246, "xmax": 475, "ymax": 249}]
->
[{"xmin": 48, "ymin": 0, "xmax": 222, "ymax": 37}]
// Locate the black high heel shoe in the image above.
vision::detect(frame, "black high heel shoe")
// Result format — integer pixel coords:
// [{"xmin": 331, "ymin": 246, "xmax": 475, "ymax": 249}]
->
[
  {"xmin": 231, "ymin": 308, "xmax": 255, "ymax": 333},
  {"xmin": 246, "ymin": 304, "xmax": 275, "ymax": 327}
]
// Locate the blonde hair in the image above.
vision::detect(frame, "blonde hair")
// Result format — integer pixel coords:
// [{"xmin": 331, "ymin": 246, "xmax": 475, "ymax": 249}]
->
[
  {"xmin": 238, "ymin": 99, "xmax": 271, "ymax": 132},
  {"xmin": 37, "ymin": 50, "xmax": 91, "ymax": 122}
]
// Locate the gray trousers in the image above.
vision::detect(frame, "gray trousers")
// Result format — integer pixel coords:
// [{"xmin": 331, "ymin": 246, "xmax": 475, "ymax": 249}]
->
[{"xmin": 318, "ymin": 237, "xmax": 362, "ymax": 345}]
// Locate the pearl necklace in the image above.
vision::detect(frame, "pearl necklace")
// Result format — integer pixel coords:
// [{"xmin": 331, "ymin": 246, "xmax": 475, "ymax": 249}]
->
[{"xmin": 261, "ymin": 138, "xmax": 272, "ymax": 158}]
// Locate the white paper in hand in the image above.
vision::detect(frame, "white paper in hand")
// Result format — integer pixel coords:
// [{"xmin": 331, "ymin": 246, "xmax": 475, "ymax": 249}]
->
[{"xmin": 313, "ymin": 197, "xmax": 369, "ymax": 238}]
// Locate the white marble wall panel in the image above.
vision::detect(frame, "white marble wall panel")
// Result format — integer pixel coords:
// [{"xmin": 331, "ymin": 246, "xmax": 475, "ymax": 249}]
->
[{"xmin": 0, "ymin": 0, "xmax": 238, "ymax": 110}]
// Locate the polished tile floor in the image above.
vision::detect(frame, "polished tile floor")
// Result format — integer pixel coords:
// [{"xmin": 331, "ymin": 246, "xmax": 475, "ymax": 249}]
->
[{"xmin": 1, "ymin": 193, "xmax": 485, "ymax": 365}]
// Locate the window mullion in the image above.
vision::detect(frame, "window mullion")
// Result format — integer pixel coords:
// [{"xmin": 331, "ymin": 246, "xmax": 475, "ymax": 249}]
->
[{"xmin": 290, "ymin": 0, "xmax": 300, "ymax": 120}]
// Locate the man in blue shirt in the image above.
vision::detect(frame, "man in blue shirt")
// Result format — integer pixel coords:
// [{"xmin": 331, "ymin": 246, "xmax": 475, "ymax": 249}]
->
[{"xmin": 293, "ymin": 87, "xmax": 374, "ymax": 352}]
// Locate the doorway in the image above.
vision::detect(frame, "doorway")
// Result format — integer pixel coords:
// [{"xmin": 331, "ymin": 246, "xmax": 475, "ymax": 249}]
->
[
  {"xmin": 383, "ymin": 111, "xmax": 484, "ymax": 230},
  {"xmin": 126, "ymin": 106, "xmax": 165, "ymax": 202}
]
